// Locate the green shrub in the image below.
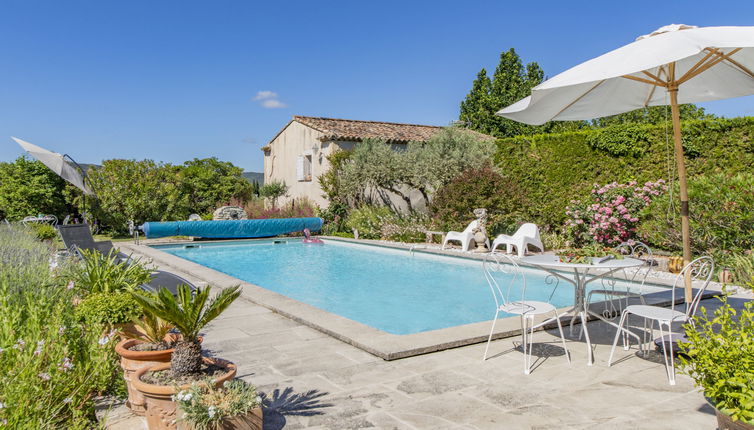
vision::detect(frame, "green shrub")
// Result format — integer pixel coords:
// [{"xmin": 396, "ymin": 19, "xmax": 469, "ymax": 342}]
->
[
  {"xmin": 679, "ymin": 298, "xmax": 754, "ymax": 424},
  {"xmin": 495, "ymin": 117, "xmax": 754, "ymax": 231},
  {"xmin": 75, "ymin": 291, "xmax": 143, "ymax": 326},
  {"xmin": 729, "ymin": 254, "xmax": 754, "ymax": 289},
  {"xmin": 0, "ymin": 225, "xmax": 122, "ymax": 428},
  {"xmin": 29, "ymin": 223, "xmax": 57, "ymax": 241},
  {"xmin": 429, "ymin": 163, "xmax": 527, "ymax": 236},
  {"xmin": 638, "ymin": 173, "xmax": 754, "ymax": 254},
  {"xmin": 65, "ymin": 249, "xmax": 152, "ymax": 294},
  {"xmin": 379, "ymin": 212, "xmax": 429, "ymax": 243},
  {"xmin": 317, "ymin": 201, "xmax": 349, "ymax": 235},
  {"xmin": 585, "ymin": 123, "xmax": 651, "ymax": 156},
  {"xmin": 345, "ymin": 206, "xmax": 394, "ymax": 239}
]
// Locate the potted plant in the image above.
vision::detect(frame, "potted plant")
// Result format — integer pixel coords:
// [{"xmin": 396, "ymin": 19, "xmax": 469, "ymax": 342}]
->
[
  {"xmin": 678, "ymin": 297, "xmax": 754, "ymax": 429},
  {"xmin": 175, "ymin": 379, "xmax": 263, "ymax": 430},
  {"xmin": 74, "ymin": 290, "xmax": 143, "ymax": 336},
  {"xmin": 116, "ymin": 313, "xmax": 178, "ymax": 415},
  {"xmin": 130, "ymin": 285, "xmax": 241, "ymax": 430}
]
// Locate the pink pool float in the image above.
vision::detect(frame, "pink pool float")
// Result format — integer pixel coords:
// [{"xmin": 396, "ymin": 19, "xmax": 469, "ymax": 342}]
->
[{"xmin": 302, "ymin": 228, "xmax": 324, "ymax": 244}]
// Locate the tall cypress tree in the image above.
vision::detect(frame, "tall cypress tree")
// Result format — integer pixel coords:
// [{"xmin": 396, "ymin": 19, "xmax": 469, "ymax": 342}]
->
[
  {"xmin": 459, "ymin": 68, "xmax": 494, "ymax": 135},
  {"xmin": 459, "ymin": 48, "xmax": 548, "ymax": 137}
]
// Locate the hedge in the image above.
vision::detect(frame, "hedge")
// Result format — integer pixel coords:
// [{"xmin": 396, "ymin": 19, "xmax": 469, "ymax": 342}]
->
[{"xmin": 494, "ymin": 117, "xmax": 754, "ymax": 230}]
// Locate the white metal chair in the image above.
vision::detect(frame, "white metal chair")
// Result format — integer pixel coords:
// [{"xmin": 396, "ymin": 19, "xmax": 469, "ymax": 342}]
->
[
  {"xmin": 442, "ymin": 220, "xmax": 488, "ymax": 252},
  {"xmin": 491, "ymin": 223, "xmax": 544, "ymax": 257},
  {"xmin": 608, "ymin": 256, "xmax": 714, "ymax": 385},
  {"xmin": 482, "ymin": 253, "xmax": 570, "ymax": 374},
  {"xmin": 586, "ymin": 241, "xmax": 654, "ymax": 317}
]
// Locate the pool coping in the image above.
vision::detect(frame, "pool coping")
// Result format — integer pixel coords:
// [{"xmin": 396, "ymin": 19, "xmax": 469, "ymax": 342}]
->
[{"xmin": 117, "ymin": 237, "xmax": 721, "ymax": 360}]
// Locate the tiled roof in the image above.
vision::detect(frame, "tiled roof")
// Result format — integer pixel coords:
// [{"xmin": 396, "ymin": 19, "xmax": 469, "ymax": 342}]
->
[{"xmin": 290, "ymin": 116, "xmax": 494, "ymax": 144}]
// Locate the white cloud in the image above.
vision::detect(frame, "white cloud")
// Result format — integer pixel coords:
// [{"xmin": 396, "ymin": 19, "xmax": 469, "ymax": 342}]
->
[
  {"xmin": 253, "ymin": 90, "xmax": 287, "ymax": 109},
  {"xmin": 253, "ymin": 90, "xmax": 278, "ymax": 101},
  {"xmin": 261, "ymin": 99, "xmax": 287, "ymax": 109}
]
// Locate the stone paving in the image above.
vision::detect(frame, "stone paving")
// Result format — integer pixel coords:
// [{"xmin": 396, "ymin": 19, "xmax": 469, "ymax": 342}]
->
[
  {"xmin": 108, "ymin": 241, "xmax": 752, "ymax": 429},
  {"xmin": 200, "ymin": 293, "xmax": 731, "ymax": 430}
]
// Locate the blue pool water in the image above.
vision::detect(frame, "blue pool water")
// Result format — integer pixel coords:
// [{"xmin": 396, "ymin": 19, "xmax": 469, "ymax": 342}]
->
[{"xmin": 155, "ymin": 239, "xmax": 646, "ymax": 335}]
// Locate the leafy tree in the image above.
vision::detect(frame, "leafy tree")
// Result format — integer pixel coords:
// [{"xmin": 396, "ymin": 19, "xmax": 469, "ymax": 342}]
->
[
  {"xmin": 259, "ymin": 181, "xmax": 289, "ymax": 209},
  {"xmin": 87, "ymin": 159, "xmax": 182, "ymax": 232},
  {"xmin": 250, "ymin": 180, "xmax": 261, "ymax": 197},
  {"xmin": 130, "ymin": 285, "xmax": 240, "ymax": 376},
  {"xmin": 592, "ymin": 104, "xmax": 713, "ymax": 127},
  {"xmin": 429, "ymin": 163, "xmax": 528, "ymax": 235},
  {"xmin": 460, "ymin": 48, "xmax": 571, "ymax": 137},
  {"xmin": 334, "ymin": 128, "xmax": 496, "ymax": 211},
  {"xmin": 0, "ymin": 156, "xmax": 70, "ymax": 220},
  {"xmin": 318, "ymin": 149, "xmax": 353, "ymax": 205},
  {"xmin": 177, "ymin": 158, "xmax": 253, "ymax": 215}
]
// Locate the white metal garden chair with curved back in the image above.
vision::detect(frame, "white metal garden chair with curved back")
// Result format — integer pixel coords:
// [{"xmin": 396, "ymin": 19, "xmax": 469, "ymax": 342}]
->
[
  {"xmin": 608, "ymin": 256, "xmax": 714, "ymax": 385},
  {"xmin": 482, "ymin": 253, "xmax": 570, "ymax": 374},
  {"xmin": 586, "ymin": 241, "xmax": 655, "ymax": 318}
]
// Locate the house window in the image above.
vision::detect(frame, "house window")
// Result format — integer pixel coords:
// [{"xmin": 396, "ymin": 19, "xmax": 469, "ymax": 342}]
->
[{"xmin": 296, "ymin": 154, "xmax": 312, "ymax": 182}]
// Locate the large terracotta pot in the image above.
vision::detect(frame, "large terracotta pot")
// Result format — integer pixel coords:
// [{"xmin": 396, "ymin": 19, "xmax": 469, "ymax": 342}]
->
[
  {"xmin": 132, "ymin": 357, "xmax": 237, "ymax": 430},
  {"xmin": 706, "ymin": 397, "xmax": 754, "ymax": 430},
  {"xmin": 177, "ymin": 407, "xmax": 263, "ymax": 430},
  {"xmin": 115, "ymin": 336, "xmax": 202, "ymax": 415}
]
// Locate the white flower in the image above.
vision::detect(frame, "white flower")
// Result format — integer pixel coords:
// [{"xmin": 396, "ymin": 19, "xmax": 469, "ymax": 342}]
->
[
  {"xmin": 66, "ymin": 281, "xmax": 75, "ymax": 290},
  {"xmin": 63, "ymin": 398, "xmax": 72, "ymax": 404},
  {"xmin": 38, "ymin": 372, "xmax": 51, "ymax": 381},
  {"xmin": 207, "ymin": 406, "xmax": 216, "ymax": 418},
  {"xmin": 256, "ymin": 396, "xmax": 262, "ymax": 404},
  {"xmin": 59, "ymin": 357, "xmax": 73, "ymax": 372},
  {"xmin": 0, "ymin": 401, "xmax": 5, "ymax": 409},
  {"xmin": 98, "ymin": 336, "xmax": 110, "ymax": 346},
  {"xmin": 37, "ymin": 340, "xmax": 45, "ymax": 346}
]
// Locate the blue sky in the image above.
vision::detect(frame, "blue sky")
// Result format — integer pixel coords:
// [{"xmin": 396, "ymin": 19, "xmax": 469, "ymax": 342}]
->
[{"xmin": 1, "ymin": 1, "xmax": 753, "ymax": 172}]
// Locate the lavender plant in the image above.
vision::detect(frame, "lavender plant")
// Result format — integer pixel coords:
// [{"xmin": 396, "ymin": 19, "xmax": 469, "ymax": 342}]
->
[{"xmin": 0, "ymin": 224, "xmax": 122, "ymax": 428}]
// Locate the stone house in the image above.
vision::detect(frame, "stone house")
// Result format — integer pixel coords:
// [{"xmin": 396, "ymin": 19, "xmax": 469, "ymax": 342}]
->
[{"xmin": 262, "ymin": 116, "xmax": 492, "ymax": 209}]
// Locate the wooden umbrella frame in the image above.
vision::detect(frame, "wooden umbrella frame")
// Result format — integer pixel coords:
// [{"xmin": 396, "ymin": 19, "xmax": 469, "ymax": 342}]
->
[{"xmin": 620, "ymin": 47, "xmax": 754, "ymax": 302}]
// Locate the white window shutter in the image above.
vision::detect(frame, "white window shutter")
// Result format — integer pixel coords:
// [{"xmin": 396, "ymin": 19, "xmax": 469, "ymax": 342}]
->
[
  {"xmin": 296, "ymin": 156, "xmax": 305, "ymax": 181},
  {"xmin": 304, "ymin": 155, "xmax": 312, "ymax": 179}
]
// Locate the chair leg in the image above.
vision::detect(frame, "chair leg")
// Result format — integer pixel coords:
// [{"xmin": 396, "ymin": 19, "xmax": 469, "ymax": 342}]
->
[
  {"xmin": 553, "ymin": 311, "xmax": 571, "ymax": 365},
  {"xmin": 658, "ymin": 322, "xmax": 676, "ymax": 385},
  {"xmin": 608, "ymin": 310, "xmax": 629, "ymax": 367},
  {"xmin": 520, "ymin": 315, "xmax": 529, "ymax": 374},
  {"xmin": 483, "ymin": 310, "xmax": 499, "ymax": 361}
]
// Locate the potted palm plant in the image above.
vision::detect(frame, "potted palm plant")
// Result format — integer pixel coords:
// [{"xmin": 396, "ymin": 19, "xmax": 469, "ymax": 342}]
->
[
  {"xmin": 679, "ymin": 297, "xmax": 754, "ymax": 429},
  {"xmin": 130, "ymin": 285, "xmax": 241, "ymax": 430}
]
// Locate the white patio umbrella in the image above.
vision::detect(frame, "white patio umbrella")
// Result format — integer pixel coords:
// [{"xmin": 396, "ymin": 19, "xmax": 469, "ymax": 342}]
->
[
  {"xmin": 12, "ymin": 136, "xmax": 95, "ymax": 196},
  {"xmin": 497, "ymin": 24, "xmax": 754, "ymax": 302}
]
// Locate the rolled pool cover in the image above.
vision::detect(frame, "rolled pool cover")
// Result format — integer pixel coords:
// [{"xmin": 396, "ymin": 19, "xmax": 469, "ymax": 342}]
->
[{"xmin": 140, "ymin": 217, "xmax": 323, "ymax": 239}]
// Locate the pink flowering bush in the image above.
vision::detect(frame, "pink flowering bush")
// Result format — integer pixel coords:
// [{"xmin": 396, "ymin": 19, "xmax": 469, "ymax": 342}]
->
[{"xmin": 565, "ymin": 179, "xmax": 667, "ymax": 247}]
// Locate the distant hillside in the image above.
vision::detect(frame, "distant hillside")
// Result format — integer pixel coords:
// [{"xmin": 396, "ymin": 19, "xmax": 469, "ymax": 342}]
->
[{"xmin": 243, "ymin": 171, "xmax": 263, "ymax": 185}]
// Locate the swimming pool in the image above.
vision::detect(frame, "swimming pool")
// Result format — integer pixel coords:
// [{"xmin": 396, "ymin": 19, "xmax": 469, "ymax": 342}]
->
[{"xmin": 155, "ymin": 239, "xmax": 650, "ymax": 335}]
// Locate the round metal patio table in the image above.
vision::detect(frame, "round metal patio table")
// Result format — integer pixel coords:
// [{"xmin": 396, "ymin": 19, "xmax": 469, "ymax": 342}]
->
[{"xmin": 519, "ymin": 254, "xmax": 644, "ymax": 365}]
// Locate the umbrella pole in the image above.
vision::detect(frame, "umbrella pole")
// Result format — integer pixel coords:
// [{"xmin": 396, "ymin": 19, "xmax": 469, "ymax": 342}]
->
[{"xmin": 668, "ymin": 87, "xmax": 693, "ymax": 303}]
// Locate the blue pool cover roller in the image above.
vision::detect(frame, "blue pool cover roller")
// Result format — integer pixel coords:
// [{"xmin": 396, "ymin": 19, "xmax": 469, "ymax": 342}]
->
[{"xmin": 140, "ymin": 217, "xmax": 323, "ymax": 239}]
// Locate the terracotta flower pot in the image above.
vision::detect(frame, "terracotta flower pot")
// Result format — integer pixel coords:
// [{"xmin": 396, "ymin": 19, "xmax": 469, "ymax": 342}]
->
[
  {"xmin": 708, "ymin": 399, "xmax": 754, "ymax": 430},
  {"xmin": 132, "ymin": 357, "xmax": 237, "ymax": 430},
  {"xmin": 115, "ymin": 335, "xmax": 202, "ymax": 415},
  {"xmin": 176, "ymin": 407, "xmax": 263, "ymax": 430}
]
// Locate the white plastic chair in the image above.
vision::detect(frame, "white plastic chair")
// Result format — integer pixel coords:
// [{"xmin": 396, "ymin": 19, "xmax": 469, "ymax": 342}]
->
[
  {"xmin": 491, "ymin": 223, "xmax": 544, "ymax": 257},
  {"xmin": 442, "ymin": 220, "xmax": 488, "ymax": 252},
  {"xmin": 608, "ymin": 256, "xmax": 714, "ymax": 385},
  {"xmin": 482, "ymin": 253, "xmax": 570, "ymax": 374}
]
